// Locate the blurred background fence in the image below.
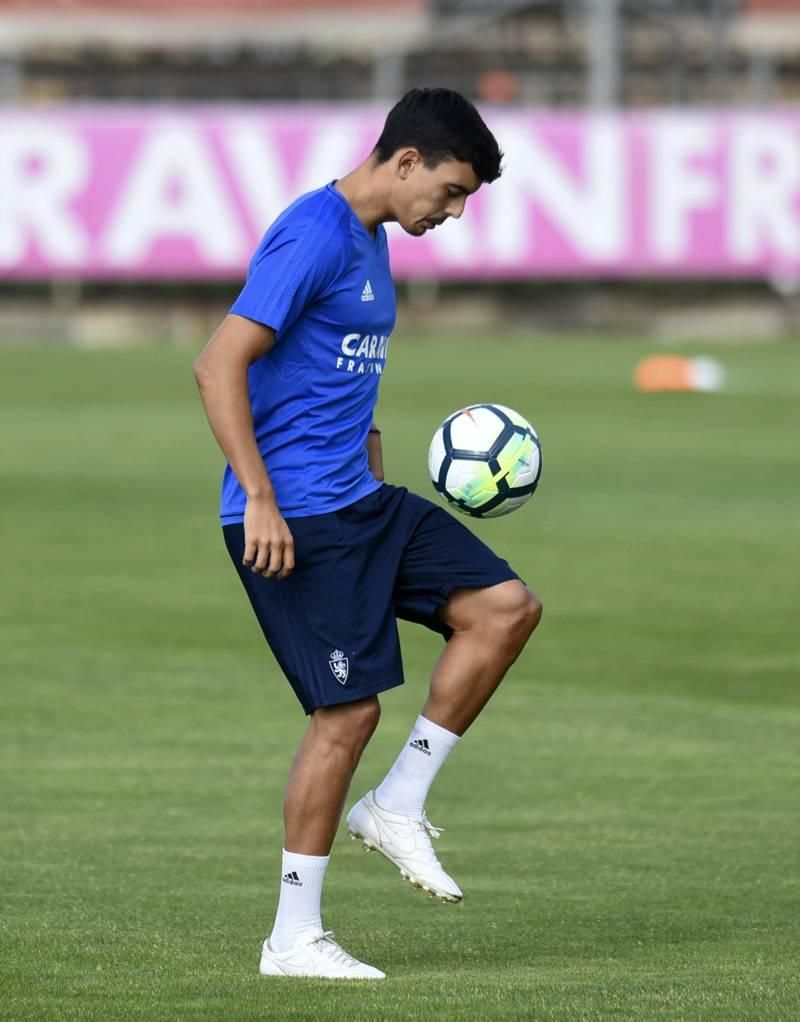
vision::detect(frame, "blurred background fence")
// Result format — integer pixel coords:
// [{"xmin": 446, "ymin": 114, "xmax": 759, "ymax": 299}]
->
[{"xmin": 3, "ymin": 0, "xmax": 800, "ymax": 343}]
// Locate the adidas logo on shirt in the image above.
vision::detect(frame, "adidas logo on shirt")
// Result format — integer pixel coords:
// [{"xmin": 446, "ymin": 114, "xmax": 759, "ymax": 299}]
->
[
  {"xmin": 409, "ymin": 738, "xmax": 431, "ymax": 756},
  {"xmin": 360, "ymin": 280, "xmax": 375, "ymax": 302},
  {"xmin": 282, "ymin": 871, "xmax": 303, "ymax": 886}
]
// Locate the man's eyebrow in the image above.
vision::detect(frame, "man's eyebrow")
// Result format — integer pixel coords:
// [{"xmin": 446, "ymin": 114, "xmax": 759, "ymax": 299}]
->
[{"xmin": 447, "ymin": 184, "xmax": 470, "ymax": 195}]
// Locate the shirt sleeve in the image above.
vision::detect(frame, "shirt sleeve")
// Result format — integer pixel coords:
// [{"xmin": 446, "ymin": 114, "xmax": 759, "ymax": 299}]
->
[{"xmin": 230, "ymin": 211, "xmax": 345, "ymax": 338}]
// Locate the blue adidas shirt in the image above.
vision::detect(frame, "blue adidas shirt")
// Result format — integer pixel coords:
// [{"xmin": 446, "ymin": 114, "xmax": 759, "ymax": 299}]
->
[{"xmin": 220, "ymin": 182, "xmax": 396, "ymax": 523}]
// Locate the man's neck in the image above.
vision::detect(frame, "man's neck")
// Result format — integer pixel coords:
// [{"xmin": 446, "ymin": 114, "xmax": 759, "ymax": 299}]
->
[{"xmin": 334, "ymin": 159, "xmax": 392, "ymax": 237}]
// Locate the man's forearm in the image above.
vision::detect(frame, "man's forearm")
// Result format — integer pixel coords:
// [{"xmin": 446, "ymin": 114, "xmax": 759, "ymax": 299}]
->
[
  {"xmin": 367, "ymin": 426, "xmax": 384, "ymax": 482},
  {"xmin": 194, "ymin": 360, "xmax": 276, "ymax": 501}
]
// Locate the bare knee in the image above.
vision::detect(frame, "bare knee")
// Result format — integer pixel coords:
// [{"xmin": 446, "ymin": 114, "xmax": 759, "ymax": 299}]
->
[
  {"xmin": 498, "ymin": 584, "xmax": 542, "ymax": 646},
  {"xmin": 311, "ymin": 696, "xmax": 381, "ymax": 758},
  {"xmin": 521, "ymin": 588, "xmax": 543, "ymax": 637},
  {"xmin": 444, "ymin": 580, "xmax": 542, "ymax": 650}
]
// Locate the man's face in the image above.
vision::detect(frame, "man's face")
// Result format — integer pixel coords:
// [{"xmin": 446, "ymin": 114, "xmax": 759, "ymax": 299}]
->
[{"xmin": 391, "ymin": 152, "xmax": 481, "ymax": 236}]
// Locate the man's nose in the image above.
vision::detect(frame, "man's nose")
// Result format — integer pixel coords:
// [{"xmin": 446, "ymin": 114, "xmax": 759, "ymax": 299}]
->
[{"xmin": 445, "ymin": 196, "xmax": 467, "ymax": 220}]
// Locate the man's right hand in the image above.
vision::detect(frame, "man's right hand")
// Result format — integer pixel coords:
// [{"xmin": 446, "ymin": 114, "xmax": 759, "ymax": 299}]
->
[{"xmin": 243, "ymin": 495, "xmax": 296, "ymax": 580}]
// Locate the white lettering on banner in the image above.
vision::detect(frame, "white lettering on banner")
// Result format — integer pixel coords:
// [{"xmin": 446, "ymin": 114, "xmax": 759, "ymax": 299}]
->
[
  {"xmin": 485, "ymin": 121, "xmax": 626, "ymax": 262},
  {"xmin": 7, "ymin": 109, "xmax": 800, "ymax": 277},
  {"xmin": 425, "ymin": 208, "xmax": 478, "ymax": 264},
  {"xmin": 651, "ymin": 118, "xmax": 719, "ymax": 261},
  {"xmin": 0, "ymin": 125, "xmax": 89, "ymax": 265},
  {"xmin": 103, "ymin": 123, "xmax": 245, "ymax": 265},
  {"xmin": 729, "ymin": 122, "xmax": 800, "ymax": 261},
  {"xmin": 226, "ymin": 120, "xmax": 362, "ymax": 229},
  {"xmin": 225, "ymin": 123, "xmax": 288, "ymax": 228}
]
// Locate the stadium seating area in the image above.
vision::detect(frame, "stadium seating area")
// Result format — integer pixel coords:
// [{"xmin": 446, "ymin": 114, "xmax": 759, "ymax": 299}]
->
[{"xmin": 2, "ymin": 0, "xmax": 800, "ymax": 105}]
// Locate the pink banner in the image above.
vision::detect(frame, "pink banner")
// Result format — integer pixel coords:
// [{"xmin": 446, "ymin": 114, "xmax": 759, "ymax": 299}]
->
[{"xmin": 2, "ymin": 105, "xmax": 800, "ymax": 280}]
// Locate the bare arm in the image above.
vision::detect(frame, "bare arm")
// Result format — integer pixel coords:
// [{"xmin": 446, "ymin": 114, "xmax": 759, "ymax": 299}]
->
[
  {"xmin": 193, "ymin": 314, "xmax": 295, "ymax": 579},
  {"xmin": 367, "ymin": 425, "xmax": 384, "ymax": 482}
]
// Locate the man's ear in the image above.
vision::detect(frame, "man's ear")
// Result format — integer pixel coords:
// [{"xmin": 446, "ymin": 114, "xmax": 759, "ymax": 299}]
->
[{"xmin": 396, "ymin": 149, "xmax": 421, "ymax": 180}]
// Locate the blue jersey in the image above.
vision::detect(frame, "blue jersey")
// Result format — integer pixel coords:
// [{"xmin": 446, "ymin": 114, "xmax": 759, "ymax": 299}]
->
[{"xmin": 220, "ymin": 183, "xmax": 396, "ymax": 523}]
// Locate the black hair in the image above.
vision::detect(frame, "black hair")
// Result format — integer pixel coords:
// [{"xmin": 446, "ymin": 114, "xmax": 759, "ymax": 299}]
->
[{"xmin": 373, "ymin": 87, "xmax": 503, "ymax": 184}]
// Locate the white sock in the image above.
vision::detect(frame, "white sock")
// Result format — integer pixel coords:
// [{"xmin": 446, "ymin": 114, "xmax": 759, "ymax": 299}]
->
[
  {"xmin": 268, "ymin": 849, "xmax": 329, "ymax": 952},
  {"xmin": 374, "ymin": 715, "xmax": 460, "ymax": 819}
]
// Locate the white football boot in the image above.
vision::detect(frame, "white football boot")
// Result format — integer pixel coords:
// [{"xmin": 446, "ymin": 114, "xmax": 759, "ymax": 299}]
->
[
  {"xmin": 346, "ymin": 790, "xmax": 463, "ymax": 903},
  {"xmin": 259, "ymin": 930, "xmax": 385, "ymax": 980}
]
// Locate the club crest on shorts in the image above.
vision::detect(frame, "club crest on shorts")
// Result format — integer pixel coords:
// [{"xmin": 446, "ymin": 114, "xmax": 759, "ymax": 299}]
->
[{"xmin": 328, "ymin": 649, "xmax": 349, "ymax": 685}]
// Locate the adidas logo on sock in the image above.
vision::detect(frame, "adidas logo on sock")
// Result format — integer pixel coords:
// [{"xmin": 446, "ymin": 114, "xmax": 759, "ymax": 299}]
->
[
  {"xmin": 409, "ymin": 738, "xmax": 431, "ymax": 756},
  {"xmin": 282, "ymin": 871, "xmax": 302, "ymax": 886}
]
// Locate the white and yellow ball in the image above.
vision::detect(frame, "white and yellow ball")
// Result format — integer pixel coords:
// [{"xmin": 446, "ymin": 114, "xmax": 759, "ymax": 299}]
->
[{"xmin": 428, "ymin": 404, "xmax": 542, "ymax": 518}]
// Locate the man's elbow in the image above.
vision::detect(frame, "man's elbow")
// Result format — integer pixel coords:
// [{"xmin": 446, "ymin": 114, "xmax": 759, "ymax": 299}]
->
[{"xmin": 192, "ymin": 353, "xmax": 211, "ymax": 390}]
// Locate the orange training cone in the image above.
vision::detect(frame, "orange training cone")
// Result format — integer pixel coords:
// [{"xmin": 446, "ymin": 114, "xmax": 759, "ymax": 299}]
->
[{"xmin": 634, "ymin": 355, "xmax": 724, "ymax": 393}]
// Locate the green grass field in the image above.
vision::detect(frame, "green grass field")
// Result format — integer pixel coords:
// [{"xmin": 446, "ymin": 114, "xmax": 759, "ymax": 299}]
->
[{"xmin": 1, "ymin": 336, "xmax": 799, "ymax": 1020}]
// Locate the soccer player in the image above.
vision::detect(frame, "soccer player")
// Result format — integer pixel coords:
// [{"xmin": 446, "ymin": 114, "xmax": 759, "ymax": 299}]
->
[{"xmin": 193, "ymin": 87, "xmax": 542, "ymax": 980}]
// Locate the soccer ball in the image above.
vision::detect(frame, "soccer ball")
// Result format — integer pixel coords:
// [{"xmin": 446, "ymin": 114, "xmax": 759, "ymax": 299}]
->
[{"xmin": 428, "ymin": 404, "xmax": 542, "ymax": 518}]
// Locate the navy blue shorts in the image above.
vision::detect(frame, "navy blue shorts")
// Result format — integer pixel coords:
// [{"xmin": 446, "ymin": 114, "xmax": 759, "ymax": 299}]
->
[{"xmin": 223, "ymin": 484, "xmax": 518, "ymax": 714}]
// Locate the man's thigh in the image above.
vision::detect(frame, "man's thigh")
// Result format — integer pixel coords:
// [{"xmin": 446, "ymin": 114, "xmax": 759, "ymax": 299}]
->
[
  {"xmin": 392, "ymin": 491, "xmax": 520, "ymax": 637},
  {"xmin": 223, "ymin": 516, "xmax": 404, "ymax": 714}
]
